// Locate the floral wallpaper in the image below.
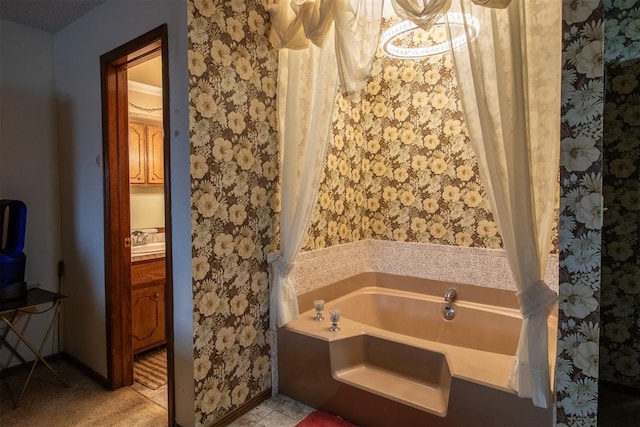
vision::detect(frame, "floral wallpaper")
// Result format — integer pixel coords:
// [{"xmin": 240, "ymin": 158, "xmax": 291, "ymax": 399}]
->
[
  {"xmin": 600, "ymin": 57, "xmax": 640, "ymax": 390},
  {"xmin": 183, "ymin": 0, "xmax": 612, "ymax": 425},
  {"xmin": 603, "ymin": 0, "xmax": 640, "ymax": 64},
  {"xmin": 187, "ymin": 0, "xmax": 278, "ymax": 425},
  {"xmin": 304, "ymin": 18, "xmax": 504, "ymax": 251},
  {"xmin": 599, "ymin": 0, "xmax": 640, "ymax": 391},
  {"xmin": 556, "ymin": 0, "xmax": 604, "ymax": 425}
]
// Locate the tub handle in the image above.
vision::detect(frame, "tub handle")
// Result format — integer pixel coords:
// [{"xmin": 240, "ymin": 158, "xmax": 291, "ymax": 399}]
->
[
  {"xmin": 313, "ymin": 299, "xmax": 325, "ymax": 321},
  {"xmin": 329, "ymin": 310, "xmax": 340, "ymax": 332},
  {"xmin": 442, "ymin": 305, "xmax": 456, "ymax": 320}
]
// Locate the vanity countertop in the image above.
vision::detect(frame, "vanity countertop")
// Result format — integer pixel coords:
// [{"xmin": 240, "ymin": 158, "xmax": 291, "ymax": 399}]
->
[{"xmin": 132, "ymin": 252, "xmax": 165, "ymax": 263}]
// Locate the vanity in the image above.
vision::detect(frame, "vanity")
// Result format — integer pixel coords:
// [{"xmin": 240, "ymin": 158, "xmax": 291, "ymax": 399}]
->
[{"xmin": 131, "ymin": 251, "xmax": 166, "ymax": 354}]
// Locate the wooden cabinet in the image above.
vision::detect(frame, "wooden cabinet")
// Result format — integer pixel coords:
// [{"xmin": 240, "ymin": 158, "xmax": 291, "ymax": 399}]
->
[
  {"xmin": 146, "ymin": 125, "xmax": 164, "ymax": 185},
  {"xmin": 129, "ymin": 121, "xmax": 164, "ymax": 186},
  {"xmin": 131, "ymin": 257, "xmax": 166, "ymax": 354}
]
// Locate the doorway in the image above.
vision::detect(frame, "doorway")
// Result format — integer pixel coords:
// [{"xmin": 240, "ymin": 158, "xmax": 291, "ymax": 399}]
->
[{"xmin": 100, "ymin": 25, "xmax": 175, "ymax": 425}]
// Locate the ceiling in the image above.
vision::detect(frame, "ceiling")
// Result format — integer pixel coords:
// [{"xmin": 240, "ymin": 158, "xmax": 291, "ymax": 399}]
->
[
  {"xmin": 1, "ymin": 0, "xmax": 161, "ymax": 87},
  {"xmin": 1, "ymin": 0, "xmax": 399, "ymax": 34},
  {"xmin": 0, "ymin": 0, "xmax": 106, "ymax": 33},
  {"xmin": 129, "ymin": 56, "xmax": 163, "ymax": 88}
]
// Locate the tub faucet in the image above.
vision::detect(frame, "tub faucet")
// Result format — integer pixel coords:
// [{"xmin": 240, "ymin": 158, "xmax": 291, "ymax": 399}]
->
[
  {"xmin": 443, "ymin": 287, "xmax": 457, "ymax": 320},
  {"xmin": 329, "ymin": 310, "xmax": 340, "ymax": 332},
  {"xmin": 444, "ymin": 287, "xmax": 457, "ymax": 302}
]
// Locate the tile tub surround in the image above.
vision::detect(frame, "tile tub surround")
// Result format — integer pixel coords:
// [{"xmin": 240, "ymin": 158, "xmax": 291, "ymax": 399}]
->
[
  {"xmin": 290, "ymin": 239, "xmax": 559, "ymax": 296},
  {"xmin": 279, "ymin": 275, "xmax": 556, "ymax": 426}
]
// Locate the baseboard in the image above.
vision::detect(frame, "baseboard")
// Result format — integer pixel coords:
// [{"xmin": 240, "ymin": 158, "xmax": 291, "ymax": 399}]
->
[
  {"xmin": 600, "ymin": 379, "xmax": 640, "ymax": 397},
  {"xmin": 212, "ymin": 388, "xmax": 272, "ymax": 426},
  {"xmin": 60, "ymin": 351, "xmax": 110, "ymax": 389},
  {"xmin": 0, "ymin": 352, "xmax": 64, "ymax": 378}
]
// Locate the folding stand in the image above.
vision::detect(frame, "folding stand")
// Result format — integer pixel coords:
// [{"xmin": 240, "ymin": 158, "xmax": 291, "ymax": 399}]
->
[{"xmin": 0, "ymin": 288, "xmax": 69, "ymax": 408}]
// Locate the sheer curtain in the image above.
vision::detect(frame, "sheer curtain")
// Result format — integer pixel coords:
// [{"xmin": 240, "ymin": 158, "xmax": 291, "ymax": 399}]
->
[
  {"xmin": 268, "ymin": 0, "xmax": 383, "ymax": 94},
  {"xmin": 443, "ymin": 0, "xmax": 562, "ymax": 407},
  {"xmin": 267, "ymin": 36, "xmax": 339, "ymax": 328},
  {"xmin": 266, "ymin": 0, "xmax": 382, "ymax": 327},
  {"xmin": 391, "ymin": 0, "xmax": 450, "ymax": 29}
]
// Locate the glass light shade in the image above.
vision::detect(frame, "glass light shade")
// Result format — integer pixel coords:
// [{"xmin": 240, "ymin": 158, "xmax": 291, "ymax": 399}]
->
[{"xmin": 381, "ymin": 13, "xmax": 480, "ymax": 59}]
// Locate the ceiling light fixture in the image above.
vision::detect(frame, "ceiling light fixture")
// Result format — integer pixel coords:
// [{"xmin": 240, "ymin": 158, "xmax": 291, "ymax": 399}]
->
[{"xmin": 381, "ymin": 12, "xmax": 480, "ymax": 59}]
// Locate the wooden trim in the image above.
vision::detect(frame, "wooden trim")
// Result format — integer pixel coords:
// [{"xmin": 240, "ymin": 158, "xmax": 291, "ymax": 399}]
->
[
  {"xmin": 100, "ymin": 24, "xmax": 175, "ymax": 426},
  {"xmin": 0, "ymin": 352, "xmax": 109, "ymax": 388},
  {"xmin": 129, "ymin": 117, "xmax": 162, "ymax": 126},
  {"xmin": 0, "ymin": 353, "xmax": 63, "ymax": 378},
  {"xmin": 159, "ymin": 25, "xmax": 176, "ymax": 425},
  {"xmin": 600, "ymin": 380, "xmax": 640, "ymax": 397},
  {"xmin": 212, "ymin": 389, "xmax": 272, "ymax": 427},
  {"xmin": 101, "ymin": 44, "xmax": 133, "ymax": 390}
]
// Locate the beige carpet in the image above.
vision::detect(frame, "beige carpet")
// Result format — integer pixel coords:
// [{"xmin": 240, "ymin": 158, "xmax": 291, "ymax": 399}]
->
[
  {"xmin": 134, "ymin": 349, "xmax": 167, "ymax": 390},
  {"xmin": 0, "ymin": 360, "xmax": 166, "ymax": 426}
]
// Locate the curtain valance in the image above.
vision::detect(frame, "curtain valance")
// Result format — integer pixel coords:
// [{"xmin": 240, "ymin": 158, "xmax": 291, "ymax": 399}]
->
[{"xmin": 266, "ymin": 0, "xmax": 382, "ymax": 95}]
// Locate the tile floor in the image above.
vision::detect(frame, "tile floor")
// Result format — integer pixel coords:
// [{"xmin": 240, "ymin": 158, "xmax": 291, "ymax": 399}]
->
[
  {"xmin": 228, "ymin": 393, "xmax": 314, "ymax": 427},
  {"xmin": 130, "ymin": 381, "xmax": 312, "ymax": 427},
  {"xmin": 130, "ymin": 349, "xmax": 169, "ymax": 409},
  {"xmin": 130, "ymin": 381, "xmax": 168, "ymax": 409}
]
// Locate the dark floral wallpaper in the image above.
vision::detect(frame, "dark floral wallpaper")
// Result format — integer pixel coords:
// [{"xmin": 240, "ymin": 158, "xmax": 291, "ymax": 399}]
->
[
  {"xmin": 304, "ymin": 18, "xmax": 503, "ymax": 251},
  {"xmin": 556, "ymin": 0, "xmax": 604, "ymax": 425},
  {"xmin": 599, "ymin": 0, "xmax": 640, "ymax": 392},
  {"xmin": 603, "ymin": 0, "xmax": 640, "ymax": 64},
  {"xmin": 187, "ymin": 0, "xmax": 278, "ymax": 424}
]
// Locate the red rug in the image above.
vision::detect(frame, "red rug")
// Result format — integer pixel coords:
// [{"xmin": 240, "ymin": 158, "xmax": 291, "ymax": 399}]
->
[{"xmin": 296, "ymin": 411, "xmax": 358, "ymax": 427}]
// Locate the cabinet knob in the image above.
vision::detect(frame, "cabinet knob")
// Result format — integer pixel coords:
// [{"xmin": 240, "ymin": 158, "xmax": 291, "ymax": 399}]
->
[{"xmin": 152, "ymin": 293, "xmax": 160, "ymax": 300}]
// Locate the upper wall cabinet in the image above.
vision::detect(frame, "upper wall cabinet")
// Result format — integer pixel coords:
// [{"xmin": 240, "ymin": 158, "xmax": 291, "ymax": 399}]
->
[{"xmin": 129, "ymin": 120, "xmax": 164, "ymax": 186}]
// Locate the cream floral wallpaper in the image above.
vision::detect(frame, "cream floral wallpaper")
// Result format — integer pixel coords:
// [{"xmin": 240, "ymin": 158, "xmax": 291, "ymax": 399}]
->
[
  {"xmin": 304, "ymin": 18, "xmax": 503, "ymax": 251},
  {"xmin": 599, "ymin": 0, "xmax": 640, "ymax": 391},
  {"xmin": 187, "ymin": 0, "xmax": 278, "ymax": 424},
  {"xmin": 556, "ymin": 0, "xmax": 604, "ymax": 424}
]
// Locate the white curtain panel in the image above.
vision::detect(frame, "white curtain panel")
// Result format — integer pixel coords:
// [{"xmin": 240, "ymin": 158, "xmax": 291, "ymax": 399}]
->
[
  {"xmin": 392, "ymin": 0, "xmax": 451, "ymax": 30},
  {"xmin": 334, "ymin": 0, "xmax": 383, "ymax": 94},
  {"xmin": 267, "ymin": 0, "xmax": 383, "ymax": 94},
  {"xmin": 267, "ymin": 0, "xmax": 331, "ymax": 48},
  {"xmin": 267, "ymin": 31, "xmax": 339, "ymax": 328},
  {"xmin": 266, "ymin": 0, "xmax": 382, "ymax": 327},
  {"xmin": 443, "ymin": 0, "xmax": 562, "ymax": 408}
]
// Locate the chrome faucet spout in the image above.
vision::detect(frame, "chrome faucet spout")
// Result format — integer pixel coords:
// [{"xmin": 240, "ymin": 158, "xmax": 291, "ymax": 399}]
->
[{"xmin": 444, "ymin": 287, "xmax": 457, "ymax": 302}]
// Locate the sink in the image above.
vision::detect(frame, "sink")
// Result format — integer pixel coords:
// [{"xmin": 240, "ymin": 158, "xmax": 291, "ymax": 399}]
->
[{"xmin": 131, "ymin": 241, "xmax": 165, "ymax": 255}]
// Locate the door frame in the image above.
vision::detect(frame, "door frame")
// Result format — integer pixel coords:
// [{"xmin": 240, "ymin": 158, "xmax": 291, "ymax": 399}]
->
[{"xmin": 100, "ymin": 24, "xmax": 175, "ymax": 424}]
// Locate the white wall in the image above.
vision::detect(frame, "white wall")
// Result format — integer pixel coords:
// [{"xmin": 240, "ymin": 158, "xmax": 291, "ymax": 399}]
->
[
  {"xmin": 129, "ymin": 88, "xmax": 163, "ymax": 121},
  {"xmin": 52, "ymin": 1, "xmax": 194, "ymax": 425},
  {"xmin": 130, "ymin": 186, "xmax": 165, "ymax": 230},
  {"xmin": 0, "ymin": 20, "xmax": 62, "ymax": 368}
]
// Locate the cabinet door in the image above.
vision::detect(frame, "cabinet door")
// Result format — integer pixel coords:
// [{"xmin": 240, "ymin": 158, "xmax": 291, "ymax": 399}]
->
[
  {"xmin": 146, "ymin": 124, "xmax": 164, "ymax": 185},
  {"xmin": 132, "ymin": 283, "xmax": 165, "ymax": 353},
  {"xmin": 129, "ymin": 123, "xmax": 146, "ymax": 185}
]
